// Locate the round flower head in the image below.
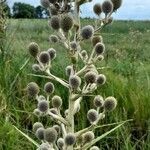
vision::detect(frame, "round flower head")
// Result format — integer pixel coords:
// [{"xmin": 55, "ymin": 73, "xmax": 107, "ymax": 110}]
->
[
  {"xmin": 97, "ymin": 55, "xmax": 104, "ymax": 61},
  {"xmin": 47, "ymin": 48, "xmax": 56, "ymax": 60},
  {"xmin": 49, "ymin": 108, "xmax": 58, "ymax": 115},
  {"xmin": 50, "ymin": 5, "xmax": 58, "ymax": 15},
  {"xmin": 32, "ymin": 64, "xmax": 41, "ymax": 72},
  {"xmin": 90, "ymin": 146, "xmax": 100, "ymax": 150},
  {"xmin": 44, "ymin": 128, "xmax": 58, "ymax": 143},
  {"xmin": 65, "ymin": 65, "xmax": 72, "ymax": 76},
  {"xmin": 93, "ymin": 95, "xmax": 104, "ymax": 108},
  {"xmin": 26, "ymin": 82, "xmax": 39, "ymax": 97},
  {"xmin": 92, "ymin": 36, "xmax": 103, "ymax": 46},
  {"xmin": 104, "ymin": 96, "xmax": 117, "ymax": 112},
  {"xmin": 39, "ymin": 51, "xmax": 50, "ymax": 64},
  {"xmin": 53, "ymin": 125, "xmax": 60, "ymax": 134},
  {"xmin": 70, "ymin": 41, "xmax": 77, "ymax": 50},
  {"xmin": 94, "ymin": 42, "xmax": 105, "ymax": 55},
  {"xmin": 28, "ymin": 42, "xmax": 39, "ymax": 58},
  {"xmin": 93, "ymin": 3, "xmax": 102, "ymax": 16},
  {"xmin": 33, "ymin": 122, "xmax": 43, "ymax": 132},
  {"xmin": 44, "ymin": 82, "xmax": 54, "ymax": 94},
  {"xmin": 96, "ymin": 74, "xmax": 106, "ymax": 85},
  {"xmin": 52, "ymin": 95, "xmax": 62, "ymax": 108},
  {"xmin": 102, "ymin": 0, "xmax": 113, "ymax": 15},
  {"xmin": 83, "ymin": 131, "xmax": 95, "ymax": 143},
  {"xmin": 84, "ymin": 71, "xmax": 97, "ymax": 84},
  {"xmin": 107, "ymin": 17, "xmax": 113, "ymax": 24},
  {"xmin": 64, "ymin": 133, "xmax": 76, "ymax": 146},
  {"xmin": 49, "ymin": 35, "xmax": 59, "ymax": 43},
  {"xmin": 38, "ymin": 95, "xmax": 46, "ymax": 101},
  {"xmin": 69, "ymin": 75, "xmax": 81, "ymax": 90},
  {"xmin": 35, "ymin": 127, "xmax": 45, "ymax": 140},
  {"xmin": 81, "ymin": 50, "xmax": 88, "ymax": 58},
  {"xmin": 111, "ymin": 0, "xmax": 122, "ymax": 11},
  {"xmin": 81, "ymin": 25, "xmax": 94, "ymax": 40},
  {"xmin": 49, "ymin": 0, "xmax": 57, "ymax": 4},
  {"xmin": 39, "ymin": 143, "xmax": 50, "ymax": 150},
  {"xmin": 38, "ymin": 100, "xmax": 49, "ymax": 113},
  {"xmin": 57, "ymin": 138, "xmax": 64, "ymax": 149},
  {"xmin": 40, "ymin": 0, "xmax": 50, "ymax": 8},
  {"xmin": 87, "ymin": 109, "xmax": 98, "ymax": 123},
  {"xmin": 33, "ymin": 108, "xmax": 42, "ymax": 116},
  {"xmin": 60, "ymin": 14, "xmax": 73, "ymax": 32},
  {"xmin": 50, "ymin": 15, "xmax": 60, "ymax": 30}
]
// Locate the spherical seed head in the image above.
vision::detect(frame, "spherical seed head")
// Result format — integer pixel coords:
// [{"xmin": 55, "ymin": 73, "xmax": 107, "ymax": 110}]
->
[
  {"xmin": 65, "ymin": 133, "xmax": 76, "ymax": 146},
  {"xmin": 94, "ymin": 42, "xmax": 105, "ymax": 55},
  {"xmin": 81, "ymin": 25, "xmax": 94, "ymax": 40},
  {"xmin": 83, "ymin": 131, "xmax": 95, "ymax": 143},
  {"xmin": 39, "ymin": 143, "xmax": 50, "ymax": 150},
  {"xmin": 92, "ymin": 36, "xmax": 103, "ymax": 46},
  {"xmin": 39, "ymin": 51, "xmax": 50, "ymax": 64},
  {"xmin": 47, "ymin": 48, "xmax": 56, "ymax": 60},
  {"xmin": 33, "ymin": 109, "xmax": 41, "ymax": 116},
  {"xmin": 33, "ymin": 122, "xmax": 43, "ymax": 132},
  {"xmin": 102, "ymin": 0, "xmax": 113, "ymax": 15},
  {"xmin": 49, "ymin": 35, "xmax": 59, "ymax": 43},
  {"xmin": 70, "ymin": 41, "xmax": 77, "ymax": 50},
  {"xmin": 26, "ymin": 82, "xmax": 39, "ymax": 97},
  {"xmin": 38, "ymin": 100, "xmax": 49, "ymax": 113},
  {"xmin": 35, "ymin": 127, "xmax": 45, "ymax": 140},
  {"xmin": 50, "ymin": 5, "xmax": 58, "ymax": 15},
  {"xmin": 44, "ymin": 82, "xmax": 54, "ymax": 94},
  {"xmin": 32, "ymin": 64, "xmax": 41, "ymax": 72},
  {"xmin": 49, "ymin": 108, "xmax": 58, "ymax": 115},
  {"xmin": 107, "ymin": 17, "xmax": 113, "ymax": 24},
  {"xmin": 57, "ymin": 138, "xmax": 64, "ymax": 149},
  {"xmin": 52, "ymin": 95, "xmax": 62, "ymax": 108},
  {"xmin": 94, "ymin": 95, "xmax": 104, "ymax": 108},
  {"xmin": 93, "ymin": 3, "xmax": 102, "ymax": 16},
  {"xmin": 60, "ymin": 14, "xmax": 73, "ymax": 32},
  {"xmin": 40, "ymin": 0, "xmax": 50, "ymax": 8},
  {"xmin": 44, "ymin": 128, "xmax": 58, "ymax": 143},
  {"xmin": 90, "ymin": 146, "xmax": 100, "ymax": 150},
  {"xmin": 53, "ymin": 125, "xmax": 60, "ymax": 134},
  {"xmin": 96, "ymin": 74, "xmax": 106, "ymax": 85},
  {"xmin": 104, "ymin": 96, "xmax": 117, "ymax": 112},
  {"xmin": 65, "ymin": 65, "xmax": 72, "ymax": 76},
  {"xmin": 28, "ymin": 42, "xmax": 39, "ymax": 58},
  {"xmin": 87, "ymin": 109, "xmax": 98, "ymax": 123},
  {"xmin": 84, "ymin": 71, "xmax": 97, "ymax": 84},
  {"xmin": 38, "ymin": 95, "xmax": 46, "ymax": 101},
  {"xmin": 111, "ymin": 0, "xmax": 122, "ymax": 11},
  {"xmin": 50, "ymin": 15, "xmax": 60, "ymax": 30},
  {"xmin": 69, "ymin": 75, "xmax": 81, "ymax": 90},
  {"xmin": 97, "ymin": 55, "xmax": 104, "ymax": 61},
  {"xmin": 81, "ymin": 50, "xmax": 88, "ymax": 57}
]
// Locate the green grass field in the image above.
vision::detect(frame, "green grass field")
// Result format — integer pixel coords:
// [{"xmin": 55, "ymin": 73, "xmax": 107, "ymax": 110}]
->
[{"xmin": 0, "ymin": 19, "xmax": 150, "ymax": 149}]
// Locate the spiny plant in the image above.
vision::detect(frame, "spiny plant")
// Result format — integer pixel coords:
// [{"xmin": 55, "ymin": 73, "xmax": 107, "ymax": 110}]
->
[{"xmin": 14, "ymin": 0, "xmax": 128, "ymax": 150}]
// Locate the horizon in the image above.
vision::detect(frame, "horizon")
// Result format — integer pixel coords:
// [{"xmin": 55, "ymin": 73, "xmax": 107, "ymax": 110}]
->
[{"xmin": 7, "ymin": 0, "xmax": 150, "ymax": 20}]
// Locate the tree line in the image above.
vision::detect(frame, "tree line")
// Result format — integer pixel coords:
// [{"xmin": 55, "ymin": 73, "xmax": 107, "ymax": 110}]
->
[{"xmin": 3, "ymin": 2, "xmax": 49, "ymax": 18}]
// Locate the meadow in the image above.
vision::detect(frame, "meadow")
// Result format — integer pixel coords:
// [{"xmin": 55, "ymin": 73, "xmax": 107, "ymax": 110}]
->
[{"xmin": 0, "ymin": 19, "xmax": 150, "ymax": 150}]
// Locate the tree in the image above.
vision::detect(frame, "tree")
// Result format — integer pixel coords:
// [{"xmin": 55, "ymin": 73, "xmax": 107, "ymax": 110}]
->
[
  {"xmin": 35, "ymin": 5, "xmax": 49, "ymax": 18},
  {"xmin": 12, "ymin": 2, "xmax": 36, "ymax": 19}
]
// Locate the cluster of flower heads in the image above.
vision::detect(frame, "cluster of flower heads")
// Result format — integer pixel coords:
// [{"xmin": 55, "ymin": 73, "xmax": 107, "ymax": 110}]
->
[{"xmin": 25, "ymin": 0, "xmax": 122, "ymax": 149}]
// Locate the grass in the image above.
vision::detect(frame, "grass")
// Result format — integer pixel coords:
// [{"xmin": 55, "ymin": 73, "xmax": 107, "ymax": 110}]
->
[{"xmin": 0, "ymin": 19, "xmax": 150, "ymax": 149}]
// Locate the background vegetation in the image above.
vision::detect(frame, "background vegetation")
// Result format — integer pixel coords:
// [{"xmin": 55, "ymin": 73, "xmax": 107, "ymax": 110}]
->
[{"xmin": 0, "ymin": 19, "xmax": 150, "ymax": 150}]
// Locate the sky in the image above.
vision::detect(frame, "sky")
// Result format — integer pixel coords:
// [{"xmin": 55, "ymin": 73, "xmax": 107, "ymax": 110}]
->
[{"xmin": 7, "ymin": 0, "xmax": 150, "ymax": 20}]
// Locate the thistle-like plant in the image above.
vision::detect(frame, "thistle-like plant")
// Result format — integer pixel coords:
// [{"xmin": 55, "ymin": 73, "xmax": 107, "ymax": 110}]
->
[{"xmin": 14, "ymin": 0, "xmax": 130, "ymax": 149}]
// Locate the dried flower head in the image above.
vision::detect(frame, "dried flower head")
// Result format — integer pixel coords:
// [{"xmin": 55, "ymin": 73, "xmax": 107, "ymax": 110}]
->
[
  {"xmin": 50, "ymin": 5, "xmax": 58, "ymax": 15},
  {"xmin": 39, "ymin": 51, "xmax": 50, "ymax": 64},
  {"xmin": 26, "ymin": 82, "xmax": 39, "ymax": 97},
  {"xmin": 70, "ymin": 41, "xmax": 77, "ymax": 50},
  {"xmin": 83, "ymin": 131, "xmax": 95, "ymax": 143},
  {"xmin": 94, "ymin": 42, "xmax": 105, "ymax": 55},
  {"xmin": 44, "ymin": 82, "xmax": 54, "ymax": 94},
  {"xmin": 38, "ymin": 100, "xmax": 49, "ymax": 113},
  {"xmin": 84, "ymin": 71, "xmax": 97, "ymax": 84},
  {"xmin": 93, "ymin": 95, "xmax": 104, "ymax": 108},
  {"xmin": 93, "ymin": 3, "xmax": 102, "ymax": 16},
  {"xmin": 53, "ymin": 125, "xmax": 60, "ymax": 134},
  {"xmin": 28, "ymin": 42, "xmax": 39, "ymax": 58},
  {"xmin": 87, "ymin": 109, "xmax": 98, "ymax": 123},
  {"xmin": 44, "ymin": 128, "xmax": 58, "ymax": 143},
  {"xmin": 104, "ymin": 96, "xmax": 117, "ymax": 112},
  {"xmin": 65, "ymin": 65, "xmax": 72, "ymax": 76},
  {"xmin": 33, "ymin": 109, "xmax": 41, "ymax": 116},
  {"xmin": 92, "ymin": 36, "xmax": 103, "ymax": 46},
  {"xmin": 52, "ymin": 95, "xmax": 62, "ymax": 108},
  {"xmin": 32, "ymin": 64, "xmax": 41, "ymax": 72},
  {"xmin": 47, "ymin": 48, "xmax": 56, "ymax": 60},
  {"xmin": 90, "ymin": 146, "xmax": 100, "ymax": 150},
  {"xmin": 50, "ymin": 15, "xmax": 60, "ymax": 30},
  {"xmin": 102, "ymin": 0, "xmax": 113, "ymax": 15},
  {"xmin": 33, "ymin": 122, "xmax": 43, "ymax": 132},
  {"xmin": 64, "ymin": 133, "xmax": 76, "ymax": 146},
  {"xmin": 49, "ymin": 35, "xmax": 59, "ymax": 43},
  {"xmin": 40, "ymin": 0, "xmax": 50, "ymax": 8},
  {"xmin": 60, "ymin": 14, "xmax": 73, "ymax": 32},
  {"xmin": 96, "ymin": 74, "xmax": 106, "ymax": 85},
  {"xmin": 111, "ymin": 0, "xmax": 122, "ymax": 11},
  {"xmin": 39, "ymin": 143, "xmax": 50, "ymax": 150},
  {"xmin": 57, "ymin": 138, "xmax": 64, "ymax": 149},
  {"xmin": 81, "ymin": 25, "xmax": 94, "ymax": 40},
  {"xmin": 35, "ymin": 127, "xmax": 45, "ymax": 140},
  {"xmin": 69, "ymin": 75, "xmax": 81, "ymax": 90},
  {"xmin": 49, "ymin": 0, "xmax": 57, "ymax": 4},
  {"xmin": 97, "ymin": 55, "xmax": 104, "ymax": 61}
]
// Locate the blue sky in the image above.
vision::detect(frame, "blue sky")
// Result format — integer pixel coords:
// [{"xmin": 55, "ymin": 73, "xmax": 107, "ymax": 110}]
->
[{"xmin": 7, "ymin": 0, "xmax": 150, "ymax": 20}]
